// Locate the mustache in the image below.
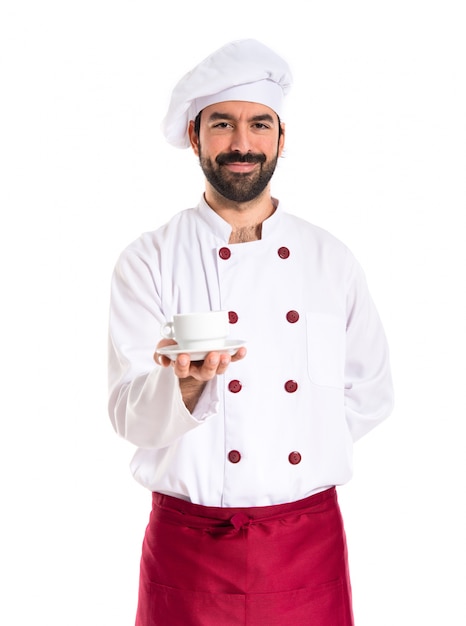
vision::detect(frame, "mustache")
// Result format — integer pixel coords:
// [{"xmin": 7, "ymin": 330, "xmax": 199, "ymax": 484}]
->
[{"xmin": 216, "ymin": 152, "xmax": 266, "ymax": 165}]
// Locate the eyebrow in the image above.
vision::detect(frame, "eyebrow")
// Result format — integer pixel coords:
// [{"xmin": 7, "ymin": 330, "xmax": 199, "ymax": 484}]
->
[{"xmin": 207, "ymin": 112, "xmax": 276, "ymax": 125}]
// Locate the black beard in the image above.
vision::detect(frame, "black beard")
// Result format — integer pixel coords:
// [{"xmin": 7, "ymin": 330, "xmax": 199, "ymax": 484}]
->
[{"xmin": 198, "ymin": 149, "xmax": 278, "ymax": 203}]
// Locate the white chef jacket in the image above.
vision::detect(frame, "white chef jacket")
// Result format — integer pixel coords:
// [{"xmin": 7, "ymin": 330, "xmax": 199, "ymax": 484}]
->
[{"xmin": 108, "ymin": 196, "xmax": 394, "ymax": 507}]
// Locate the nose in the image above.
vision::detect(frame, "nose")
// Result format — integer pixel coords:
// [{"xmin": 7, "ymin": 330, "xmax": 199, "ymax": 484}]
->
[{"xmin": 229, "ymin": 126, "xmax": 251, "ymax": 154}]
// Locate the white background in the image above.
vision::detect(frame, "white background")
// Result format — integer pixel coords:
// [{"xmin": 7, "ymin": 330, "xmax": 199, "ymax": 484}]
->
[{"xmin": 1, "ymin": 1, "xmax": 465, "ymax": 624}]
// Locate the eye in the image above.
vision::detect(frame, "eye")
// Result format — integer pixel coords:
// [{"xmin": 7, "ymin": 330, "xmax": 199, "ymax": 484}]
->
[
  {"xmin": 212, "ymin": 122, "xmax": 232, "ymax": 129},
  {"xmin": 252, "ymin": 122, "xmax": 271, "ymax": 130}
]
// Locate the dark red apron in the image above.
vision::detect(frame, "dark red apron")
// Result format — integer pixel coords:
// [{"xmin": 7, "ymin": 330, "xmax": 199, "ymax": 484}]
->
[{"xmin": 135, "ymin": 487, "xmax": 354, "ymax": 625}]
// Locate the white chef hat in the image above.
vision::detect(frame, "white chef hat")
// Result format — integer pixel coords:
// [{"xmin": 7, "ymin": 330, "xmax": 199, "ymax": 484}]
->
[{"xmin": 161, "ymin": 39, "xmax": 293, "ymax": 149}]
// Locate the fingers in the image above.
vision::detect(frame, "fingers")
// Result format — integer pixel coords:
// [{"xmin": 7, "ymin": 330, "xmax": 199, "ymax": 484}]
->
[
  {"xmin": 231, "ymin": 346, "xmax": 247, "ymax": 362},
  {"xmin": 154, "ymin": 345, "xmax": 247, "ymax": 377},
  {"xmin": 174, "ymin": 351, "xmax": 229, "ymax": 380},
  {"xmin": 155, "ymin": 353, "xmax": 173, "ymax": 367},
  {"xmin": 174, "ymin": 353, "xmax": 194, "ymax": 378},
  {"xmin": 153, "ymin": 338, "xmax": 177, "ymax": 367}
]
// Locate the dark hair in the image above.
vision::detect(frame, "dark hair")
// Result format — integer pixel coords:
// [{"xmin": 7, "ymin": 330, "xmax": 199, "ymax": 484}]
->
[
  {"xmin": 194, "ymin": 111, "xmax": 202, "ymax": 136},
  {"xmin": 193, "ymin": 110, "xmax": 283, "ymax": 139}
]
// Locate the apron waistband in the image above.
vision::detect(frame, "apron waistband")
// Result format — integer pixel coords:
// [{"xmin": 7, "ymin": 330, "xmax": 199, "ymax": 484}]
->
[{"xmin": 151, "ymin": 487, "xmax": 336, "ymax": 531}]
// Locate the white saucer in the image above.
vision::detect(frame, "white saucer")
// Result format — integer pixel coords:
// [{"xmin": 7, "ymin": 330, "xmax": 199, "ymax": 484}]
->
[{"xmin": 156, "ymin": 340, "xmax": 246, "ymax": 362}]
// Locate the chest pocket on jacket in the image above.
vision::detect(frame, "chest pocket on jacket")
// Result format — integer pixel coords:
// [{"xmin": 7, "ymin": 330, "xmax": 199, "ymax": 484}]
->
[{"xmin": 306, "ymin": 312, "xmax": 345, "ymax": 388}]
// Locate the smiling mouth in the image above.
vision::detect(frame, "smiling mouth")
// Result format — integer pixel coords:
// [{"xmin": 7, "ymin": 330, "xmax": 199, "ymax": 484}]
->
[{"xmin": 223, "ymin": 162, "xmax": 258, "ymax": 173}]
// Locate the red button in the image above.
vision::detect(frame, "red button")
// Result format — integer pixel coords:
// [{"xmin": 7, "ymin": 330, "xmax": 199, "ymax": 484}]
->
[
  {"xmin": 285, "ymin": 380, "xmax": 298, "ymax": 393},
  {"xmin": 288, "ymin": 451, "xmax": 302, "ymax": 465},
  {"xmin": 219, "ymin": 247, "xmax": 231, "ymax": 260},
  {"xmin": 228, "ymin": 380, "xmax": 242, "ymax": 393},
  {"xmin": 286, "ymin": 310, "xmax": 300, "ymax": 323},
  {"xmin": 228, "ymin": 450, "xmax": 241, "ymax": 463},
  {"xmin": 278, "ymin": 246, "xmax": 290, "ymax": 259},
  {"xmin": 228, "ymin": 311, "xmax": 239, "ymax": 324}
]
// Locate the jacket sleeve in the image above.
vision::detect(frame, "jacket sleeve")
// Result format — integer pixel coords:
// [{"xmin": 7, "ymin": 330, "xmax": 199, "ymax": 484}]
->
[
  {"xmin": 107, "ymin": 243, "xmax": 219, "ymax": 449},
  {"xmin": 344, "ymin": 255, "xmax": 394, "ymax": 441}
]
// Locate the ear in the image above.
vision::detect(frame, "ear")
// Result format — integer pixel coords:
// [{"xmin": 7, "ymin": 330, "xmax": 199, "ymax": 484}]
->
[
  {"xmin": 278, "ymin": 122, "xmax": 285, "ymax": 157},
  {"xmin": 188, "ymin": 120, "xmax": 200, "ymax": 156}
]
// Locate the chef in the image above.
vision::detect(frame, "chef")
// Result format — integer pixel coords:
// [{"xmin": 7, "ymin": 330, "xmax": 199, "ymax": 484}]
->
[{"xmin": 108, "ymin": 39, "xmax": 394, "ymax": 626}]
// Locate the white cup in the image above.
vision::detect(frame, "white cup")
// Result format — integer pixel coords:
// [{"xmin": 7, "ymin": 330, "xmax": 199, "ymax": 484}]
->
[{"xmin": 160, "ymin": 311, "xmax": 230, "ymax": 350}]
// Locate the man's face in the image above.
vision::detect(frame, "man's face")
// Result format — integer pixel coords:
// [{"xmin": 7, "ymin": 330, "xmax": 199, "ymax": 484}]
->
[{"xmin": 190, "ymin": 101, "xmax": 285, "ymax": 204}]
